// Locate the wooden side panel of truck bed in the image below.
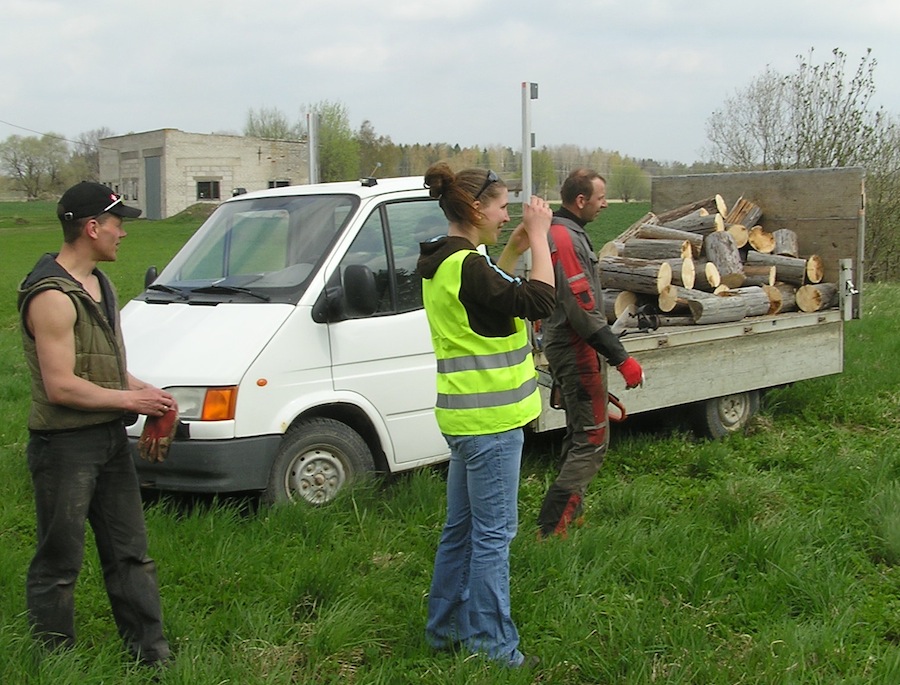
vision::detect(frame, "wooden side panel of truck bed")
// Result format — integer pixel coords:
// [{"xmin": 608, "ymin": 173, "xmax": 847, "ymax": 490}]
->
[
  {"xmin": 532, "ymin": 168, "xmax": 862, "ymax": 431},
  {"xmin": 651, "ymin": 166, "xmax": 865, "ymax": 312}
]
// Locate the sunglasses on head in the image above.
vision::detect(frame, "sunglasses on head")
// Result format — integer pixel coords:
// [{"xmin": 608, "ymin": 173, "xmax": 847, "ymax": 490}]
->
[{"xmin": 473, "ymin": 170, "xmax": 499, "ymax": 200}]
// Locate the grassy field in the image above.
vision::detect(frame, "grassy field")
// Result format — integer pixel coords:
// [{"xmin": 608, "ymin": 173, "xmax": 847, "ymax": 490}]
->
[{"xmin": 2, "ymin": 201, "xmax": 900, "ymax": 683}]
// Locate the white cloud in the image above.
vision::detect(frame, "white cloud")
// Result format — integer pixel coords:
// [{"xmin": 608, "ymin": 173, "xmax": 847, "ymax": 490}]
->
[{"xmin": 1, "ymin": 0, "xmax": 900, "ymax": 163}]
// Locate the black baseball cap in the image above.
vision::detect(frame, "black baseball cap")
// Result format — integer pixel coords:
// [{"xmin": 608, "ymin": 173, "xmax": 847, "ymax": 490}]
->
[{"xmin": 57, "ymin": 181, "xmax": 142, "ymax": 221}]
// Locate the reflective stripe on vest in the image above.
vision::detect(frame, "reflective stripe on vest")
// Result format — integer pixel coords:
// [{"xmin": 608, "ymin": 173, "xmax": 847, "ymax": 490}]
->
[{"xmin": 423, "ymin": 249, "xmax": 541, "ymax": 435}]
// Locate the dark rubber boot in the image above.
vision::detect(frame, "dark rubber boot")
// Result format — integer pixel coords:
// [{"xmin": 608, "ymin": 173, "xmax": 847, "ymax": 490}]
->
[{"xmin": 537, "ymin": 485, "xmax": 583, "ymax": 538}]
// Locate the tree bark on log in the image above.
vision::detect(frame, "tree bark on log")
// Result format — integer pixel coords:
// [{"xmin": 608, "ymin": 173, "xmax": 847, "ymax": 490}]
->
[
  {"xmin": 655, "ymin": 195, "xmax": 728, "ymax": 224},
  {"xmin": 622, "ymin": 238, "xmax": 692, "ymax": 261},
  {"xmin": 661, "ymin": 212, "xmax": 724, "ymax": 235},
  {"xmin": 718, "ymin": 286, "xmax": 773, "ymax": 317},
  {"xmin": 636, "ymin": 224, "xmax": 704, "ymax": 257},
  {"xmin": 742, "ymin": 264, "xmax": 776, "ymax": 287},
  {"xmin": 768, "ymin": 282, "xmax": 798, "ymax": 313},
  {"xmin": 662, "ymin": 258, "xmax": 696, "ymax": 289},
  {"xmin": 688, "ymin": 295, "xmax": 749, "ymax": 324},
  {"xmin": 703, "ymin": 231, "xmax": 745, "ymax": 288},
  {"xmin": 599, "ymin": 257, "xmax": 672, "ymax": 294},
  {"xmin": 745, "ymin": 252, "xmax": 824, "ymax": 285},
  {"xmin": 796, "ymin": 283, "xmax": 838, "ymax": 312},
  {"xmin": 615, "ymin": 211, "xmax": 658, "ymax": 242},
  {"xmin": 692, "ymin": 259, "xmax": 722, "ymax": 291},
  {"xmin": 748, "ymin": 226, "xmax": 775, "ymax": 253},
  {"xmin": 772, "ymin": 228, "xmax": 800, "ymax": 257}
]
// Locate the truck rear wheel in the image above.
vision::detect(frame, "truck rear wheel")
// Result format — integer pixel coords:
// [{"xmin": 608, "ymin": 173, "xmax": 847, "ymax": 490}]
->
[
  {"xmin": 263, "ymin": 417, "xmax": 374, "ymax": 506},
  {"xmin": 694, "ymin": 390, "xmax": 760, "ymax": 439}
]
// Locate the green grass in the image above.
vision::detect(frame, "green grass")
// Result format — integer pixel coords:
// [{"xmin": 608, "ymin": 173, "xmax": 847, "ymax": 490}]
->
[{"xmin": 3, "ymin": 202, "xmax": 900, "ymax": 683}]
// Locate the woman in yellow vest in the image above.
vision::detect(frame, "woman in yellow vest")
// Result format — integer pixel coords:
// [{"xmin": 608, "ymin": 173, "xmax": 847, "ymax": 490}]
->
[{"xmin": 417, "ymin": 163, "xmax": 555, "ymax": 667}]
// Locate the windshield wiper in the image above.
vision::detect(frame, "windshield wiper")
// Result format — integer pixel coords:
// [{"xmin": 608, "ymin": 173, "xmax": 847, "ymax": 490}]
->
[
  {"xmin": 146, "ymin": 283, "xmax": 188, "ymax": 300},
  {"xmin": 190, "ymin": 284, "xmax": 271, "ymax": 302}
]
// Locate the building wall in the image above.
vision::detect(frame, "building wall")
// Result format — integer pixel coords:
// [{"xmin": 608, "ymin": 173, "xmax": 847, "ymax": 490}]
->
[{"xmin": 99, "ymin": 129, "xmax": 308, "ymax": 219}]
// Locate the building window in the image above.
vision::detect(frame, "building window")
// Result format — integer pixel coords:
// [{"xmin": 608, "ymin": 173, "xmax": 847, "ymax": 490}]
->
[
  {"xmin": 197, "ymin": 181, "xmax": 221, "ymax": 200},
  {"xmin": 268, "ymin": 179, "xmax": 290, "ymax": 189}
]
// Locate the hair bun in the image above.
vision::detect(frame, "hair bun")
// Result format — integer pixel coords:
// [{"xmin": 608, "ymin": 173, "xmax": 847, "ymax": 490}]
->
[{"xmin": 423, "ymin": 162, "xmax": 455, "ymax": 200}]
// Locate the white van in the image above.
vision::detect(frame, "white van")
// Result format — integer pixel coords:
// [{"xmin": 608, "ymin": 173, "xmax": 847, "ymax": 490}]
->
[{"xmin": 121, "ymin": 176, "xmax": 455, "ymax": 505}]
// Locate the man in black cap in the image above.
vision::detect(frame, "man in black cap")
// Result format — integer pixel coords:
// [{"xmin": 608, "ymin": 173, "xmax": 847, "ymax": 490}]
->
[{"xmin": 17, "ymin": 181, "xmax": 174, "ymax": 666}]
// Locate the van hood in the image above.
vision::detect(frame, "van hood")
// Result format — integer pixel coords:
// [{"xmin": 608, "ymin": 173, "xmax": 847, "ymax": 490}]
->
[{"xmin": 121, "ymin": 300, "xmax": 295, "ymax": 386}]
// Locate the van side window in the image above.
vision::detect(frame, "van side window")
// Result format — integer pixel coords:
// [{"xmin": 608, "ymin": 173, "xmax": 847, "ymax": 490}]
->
[
  {"xmin": 385, "ymin": 201, "xmax": 446, "ymax": 312},
  {"xmin": 338, "ymin": 199, "xmax": 446, "ymax": 316}
]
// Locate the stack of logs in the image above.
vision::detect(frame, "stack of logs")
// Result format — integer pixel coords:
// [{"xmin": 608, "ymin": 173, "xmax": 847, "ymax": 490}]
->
[{"xmin": 598, "ymin": 194, "xmax": 839, "ymax": 325}]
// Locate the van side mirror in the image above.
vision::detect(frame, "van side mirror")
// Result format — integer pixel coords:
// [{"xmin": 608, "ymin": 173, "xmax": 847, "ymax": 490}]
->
[
  {"xmin": 311, "ymin": 264, "xmax": 378, "ymax": 323},
  {"xmin": 144, "ymin": 266, "xmax": 158, "ymax": 289},
  {"xmin": 342, "ymin": 264, "xmax": 378, "ymax": 317}
]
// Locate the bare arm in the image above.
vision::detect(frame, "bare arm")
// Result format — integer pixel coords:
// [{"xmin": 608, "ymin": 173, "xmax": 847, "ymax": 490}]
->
[
  {"xmin": 497, "ymin": 196, "xmax": 555, "ymax": 287},
  {"xmin": 27, "ymin": 289, "xmax": 174, "ymax": 416}
]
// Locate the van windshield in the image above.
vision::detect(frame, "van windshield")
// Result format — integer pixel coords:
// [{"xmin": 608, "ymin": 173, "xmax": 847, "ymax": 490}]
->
[{"xmin": 143, "ymin": 194, "xmax": 358, "ymax": 304}]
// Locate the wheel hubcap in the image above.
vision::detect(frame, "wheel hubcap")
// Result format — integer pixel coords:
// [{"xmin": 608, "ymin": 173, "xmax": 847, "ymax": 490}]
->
[
  {"xmin": 718, "ymin": 394, "xmax": 748, "ymax": 429},
  {"xmin": 287, "ymin": 448, "xmax": 347, "ymax": 505}
]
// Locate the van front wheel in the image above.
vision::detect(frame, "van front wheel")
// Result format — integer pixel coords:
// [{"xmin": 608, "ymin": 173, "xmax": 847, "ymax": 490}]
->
[{"xmin": 264, "ymin": 418, "xmax": 375, "ymax": 506}]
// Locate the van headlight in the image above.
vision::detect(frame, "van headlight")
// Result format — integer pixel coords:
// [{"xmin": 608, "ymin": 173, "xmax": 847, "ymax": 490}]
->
[{"xmin": 168, "ymin": 386, "xmax": 238, "ymax": 421}]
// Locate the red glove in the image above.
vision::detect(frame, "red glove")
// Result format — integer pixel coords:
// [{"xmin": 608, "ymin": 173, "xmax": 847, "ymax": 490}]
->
[
  {"xmin": 616, "ymin": 357, "xmax": 644, "ymax": 389},
  {"xmin": 138, "ymin": 408, "xmax": 179, "ymax": 463}
]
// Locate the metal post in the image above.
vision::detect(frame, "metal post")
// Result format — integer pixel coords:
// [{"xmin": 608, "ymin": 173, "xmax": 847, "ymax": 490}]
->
[
  {"xmin": 521, "ymin": 82, "xmax": 538, "ymax": 277},
  {"xmin": 521, "ymin": 82, "xmax": 537, "ymax": 200},
  {"xmin": 307, "ymin": 112, "xmax": 319, "ymax": 185}
]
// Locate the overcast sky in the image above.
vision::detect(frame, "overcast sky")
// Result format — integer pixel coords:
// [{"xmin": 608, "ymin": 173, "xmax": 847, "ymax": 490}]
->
[{"xmin": 2, "ymin": 0, "xmax": 899, "ymax": 165}]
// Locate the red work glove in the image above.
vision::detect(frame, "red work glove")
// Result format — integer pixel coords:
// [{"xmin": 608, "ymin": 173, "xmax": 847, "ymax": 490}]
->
[
  {"xmin": 138, "ymin": 408, "xmax": 179, "ymax": 463},
  {"xmin": 616, "ymin": 357, "xmax": 644, "ymax": 389}
]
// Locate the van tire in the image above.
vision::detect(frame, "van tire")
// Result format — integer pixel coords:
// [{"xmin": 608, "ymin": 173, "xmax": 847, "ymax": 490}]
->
[
  {"xmin": 693, "ymin": 390, "xmax": 760, "ymax": 439},
  {"xmin": 263, "ymin": 417, "xmax": 375, "ymax": 505}
]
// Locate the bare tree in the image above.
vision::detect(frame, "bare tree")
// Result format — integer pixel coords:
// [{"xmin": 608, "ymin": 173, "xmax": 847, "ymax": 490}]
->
[
  {"xmin": 704, "ymin": 48, "xmax": 900, "ymax": 279},
  {"xmin": 705, "ymin": 67, "xmax": 792, "ymax": 168},
  {"xmin": 244, "ymin": 107, "xmax": 301, "ymax": 140},
  {"xmin": 69, "ymin": 127, "xmax": 115, "ymax": 182}
]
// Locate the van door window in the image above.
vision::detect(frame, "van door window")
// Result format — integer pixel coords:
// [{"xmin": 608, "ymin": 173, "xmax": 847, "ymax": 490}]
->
[{"xmin": 338, "ymin": 199, "xmax": 446, "ymax": 315}]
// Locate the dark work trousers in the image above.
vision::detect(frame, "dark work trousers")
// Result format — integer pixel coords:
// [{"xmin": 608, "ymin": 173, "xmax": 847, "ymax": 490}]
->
[
  {"xmin": 537, "ymin": 336, "xmax": 610, "ymax": 536},
  {"xmin": 26, "ymin": 420, "xmax": 170, "ymax": 664}
]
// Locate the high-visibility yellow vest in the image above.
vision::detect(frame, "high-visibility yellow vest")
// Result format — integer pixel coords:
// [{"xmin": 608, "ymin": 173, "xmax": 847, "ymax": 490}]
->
[{"xmin": 422, "ymin": 249, "xmax": 541, "ymax": 436}]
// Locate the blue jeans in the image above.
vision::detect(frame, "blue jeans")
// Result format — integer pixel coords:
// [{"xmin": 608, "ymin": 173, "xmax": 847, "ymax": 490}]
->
[
  {"xmin": 426, "ymin": 428, "xmax": 525, "ymax": 667},
  {"xmin": 26, "ymin": 420, "xmax": 169, "ymax": 664}
]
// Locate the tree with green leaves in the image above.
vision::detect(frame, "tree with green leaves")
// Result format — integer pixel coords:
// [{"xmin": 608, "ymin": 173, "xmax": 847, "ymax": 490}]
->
[
  {"xmin": 531, "ymin": 147, "xmax": 556, "ymax": 197},
  {"xmin": 608, "ymin": 157, "xmax": 650, "ymax": 202},
  {"xmin": 308, "ymin": 100, "xmax": 359, "ymax": 182},
  {"xmin": 356, "ymin": 120, "xmax": 402, "ymax": 178},
  {"xmin": 0, "ymin": 133, "xmax": 70, "ymax": 199}
]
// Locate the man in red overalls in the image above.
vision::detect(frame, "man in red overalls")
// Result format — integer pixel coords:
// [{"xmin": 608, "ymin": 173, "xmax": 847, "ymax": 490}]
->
[{"xmin": 537, "ymin": 168, "xmax": 644, "ymax": 538}]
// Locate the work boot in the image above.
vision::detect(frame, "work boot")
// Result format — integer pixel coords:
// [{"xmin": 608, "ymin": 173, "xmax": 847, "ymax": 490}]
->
[{"xmin": 537, "ymin": 485, "xmax": 583, "ymax": 538}]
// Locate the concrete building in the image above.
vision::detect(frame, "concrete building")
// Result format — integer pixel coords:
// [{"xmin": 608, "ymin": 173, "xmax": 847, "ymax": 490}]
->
[{"xmin": 99, "ymin": 129, "xmax": 309, "ymax": 219}]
